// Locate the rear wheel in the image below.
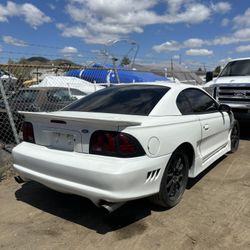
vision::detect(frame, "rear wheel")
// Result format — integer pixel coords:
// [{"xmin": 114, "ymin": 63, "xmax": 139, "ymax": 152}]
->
[
  {"xmin": 229, "ymin": 120, "xmax": 240, "ymax": 153},
  {"xmin": 150, "ymin": 149, "xmax": 189, "ymax": 208}
]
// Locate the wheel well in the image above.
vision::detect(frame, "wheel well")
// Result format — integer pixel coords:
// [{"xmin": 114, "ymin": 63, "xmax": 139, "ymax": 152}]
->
[{"xmin": 175, "ymin": 143, "xmax": 194, "ymax": 169}]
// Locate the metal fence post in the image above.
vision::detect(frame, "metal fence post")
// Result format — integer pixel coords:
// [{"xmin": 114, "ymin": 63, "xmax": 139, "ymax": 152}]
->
[
  {"xmin": 112, "ymin": 57, "xmax": 120, "ymax": 84},
  {"xmin": 0, "ymin": 79, "xmax": 20, "ymax": 144}
]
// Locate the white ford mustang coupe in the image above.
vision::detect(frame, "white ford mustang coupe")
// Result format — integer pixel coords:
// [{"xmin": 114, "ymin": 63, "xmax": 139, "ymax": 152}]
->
[{"xmin": 13, "ymin": 83, "xmax": 240, "ymax": 212}]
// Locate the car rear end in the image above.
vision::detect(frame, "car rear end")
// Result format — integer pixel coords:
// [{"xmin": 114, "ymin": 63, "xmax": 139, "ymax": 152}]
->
[{"xmin": 13, "ymin": 85, "xmax": 172, "ymax": 206}]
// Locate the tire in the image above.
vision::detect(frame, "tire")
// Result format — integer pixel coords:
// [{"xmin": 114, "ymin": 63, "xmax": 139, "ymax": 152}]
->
[
  {"xmin": 150, "ymin": 149, "xmax": 189, "ymax": 208},
  {"xmin": 229, "ymin": 120, "xmax": 240, "ymax": 153}
]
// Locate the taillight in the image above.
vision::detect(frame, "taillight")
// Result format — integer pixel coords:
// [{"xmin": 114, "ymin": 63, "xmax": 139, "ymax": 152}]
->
[
  {"xmin": 90, "ymin": 130, "xmax": 145, "ymax": 157},
  {"xmin": 22, "ymin": 122, "xmax": 35, "ymax": 143}
]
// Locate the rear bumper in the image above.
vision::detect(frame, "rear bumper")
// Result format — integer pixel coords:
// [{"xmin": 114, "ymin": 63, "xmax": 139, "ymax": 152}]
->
[{"xmin": 13, "ymin": 142, "xmax": 170, "ymax": 205}]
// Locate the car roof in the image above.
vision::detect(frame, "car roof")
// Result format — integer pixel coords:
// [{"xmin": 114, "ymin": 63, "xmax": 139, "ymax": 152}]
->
[
  {"xmin": 228, "ymin": 57, "xmax": 250, "ymax": 62},
  {"xmin": 119, "ymin": 81, "xmax": 202, "ymax": 91},
  {"xmin": 20, "ymin": 86, "xmax": 73, "ymax": 91}
]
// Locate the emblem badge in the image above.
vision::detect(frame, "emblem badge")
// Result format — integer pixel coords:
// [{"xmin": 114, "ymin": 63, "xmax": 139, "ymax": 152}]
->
[{"xmin": 234, "ymin": 91, "xmax": 247, "ymax": 98}]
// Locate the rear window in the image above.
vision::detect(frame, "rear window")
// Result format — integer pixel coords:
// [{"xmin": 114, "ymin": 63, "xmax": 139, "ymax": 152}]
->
[{"xmin": 64, "ymin": 85, "xmax": 169, "ymax": 116}]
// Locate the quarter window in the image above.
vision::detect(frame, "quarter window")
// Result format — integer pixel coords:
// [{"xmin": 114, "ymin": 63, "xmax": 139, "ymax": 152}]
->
[
  {"xmin": 177, "ymin": 89, "xmax": 218, "ymax": 114},
  {"xmin": 176, "ymin": 92, "xmax": 193, "ymax": 115}
]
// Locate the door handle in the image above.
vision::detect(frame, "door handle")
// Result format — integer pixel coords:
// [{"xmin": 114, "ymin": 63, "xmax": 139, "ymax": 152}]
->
[{"xmin": 203, "ymin": 124, "xmax": 209, "ymax": 130}]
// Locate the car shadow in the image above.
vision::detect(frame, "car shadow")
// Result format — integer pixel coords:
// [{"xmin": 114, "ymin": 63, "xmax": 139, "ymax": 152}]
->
[
  {"xmin": 187, "ymin": 155, "xmax": 227, "ymax": 189},
  {"xmin": 15, "ymin": 182, "xmax": 163, "ymax": 234}
]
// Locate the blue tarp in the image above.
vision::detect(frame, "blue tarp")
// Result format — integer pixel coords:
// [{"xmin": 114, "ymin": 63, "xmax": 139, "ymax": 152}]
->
[{"xmin": 65, "ymin": 64, "xmax": 166, "ymax": 83}]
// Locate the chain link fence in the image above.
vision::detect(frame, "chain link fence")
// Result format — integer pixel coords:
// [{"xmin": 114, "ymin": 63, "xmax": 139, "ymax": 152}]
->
[
  {"xmin": 0, "ymin": 63, "xmax": 204, "ymax": 149},
  {"xmin": 0, "ymin": 64, "xmax": 107, "ymax": 149}
]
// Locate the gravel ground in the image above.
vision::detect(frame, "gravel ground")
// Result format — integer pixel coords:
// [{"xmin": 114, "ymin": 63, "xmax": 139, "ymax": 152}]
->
[
  {"xmin": 0, "ymin": 146, "xmax": 14, "ymax": 181},
  {"xmin": 0, "ymin": 126, "xmax": 250, "ymax": 250}
]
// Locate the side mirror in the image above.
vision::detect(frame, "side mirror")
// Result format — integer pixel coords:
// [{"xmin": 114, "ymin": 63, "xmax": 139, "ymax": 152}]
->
[
  {"xmin": 206, "ymin": 71, "xmax": 213, "ymax": 82},
  {"xmin": 219, "ymin": 104, "xmax": 231, "ymax": 112}
]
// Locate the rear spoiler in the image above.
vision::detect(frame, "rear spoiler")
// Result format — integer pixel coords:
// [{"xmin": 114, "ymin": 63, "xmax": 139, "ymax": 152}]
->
[{"xmin": 19, "ymin": 111, "xmax": 142, "ymax": 127}]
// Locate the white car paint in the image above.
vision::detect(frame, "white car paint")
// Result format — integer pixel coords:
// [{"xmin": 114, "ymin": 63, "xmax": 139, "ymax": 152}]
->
[{"xmin": 12, "ymin": 83, "xmax": 234, "ymax": 207}]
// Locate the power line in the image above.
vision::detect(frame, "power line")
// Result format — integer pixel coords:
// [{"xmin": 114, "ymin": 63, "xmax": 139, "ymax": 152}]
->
[{"xmin": 0, "ymin": 41, "xmax": 95, "ymax": 55}]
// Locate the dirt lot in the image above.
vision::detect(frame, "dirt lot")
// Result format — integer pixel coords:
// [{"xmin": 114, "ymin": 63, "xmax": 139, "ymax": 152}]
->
[{"xmin": 0, "ymin": 126, "xmax": 250, "ymax": 250}]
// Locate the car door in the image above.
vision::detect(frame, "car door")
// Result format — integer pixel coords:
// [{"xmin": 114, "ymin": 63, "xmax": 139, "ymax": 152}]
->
[{"xmin": 183, "ymin": 88, "xmax": 230, "ymax": 162}]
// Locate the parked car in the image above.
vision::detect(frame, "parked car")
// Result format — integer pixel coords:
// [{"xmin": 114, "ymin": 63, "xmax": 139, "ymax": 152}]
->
[
  {"xmin": 204, "ymin": 58, "xmax": 250, "ymax": 121},
  {"xmin": 0, "ymin": 69, "xmax": 17, "ymax": 94},
  {"xmin": 0, "ymin": 87, "xmax": 84, "ymax": 142},
  {"xmin": 12, "ymin": 83, "xmax": 239, "ymax": 212}
]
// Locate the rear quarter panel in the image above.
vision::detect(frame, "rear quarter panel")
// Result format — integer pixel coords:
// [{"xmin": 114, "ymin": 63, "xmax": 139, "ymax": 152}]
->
[{"xmin": 121, "ymin": 115, "xmax": 201, "ymax": 158}]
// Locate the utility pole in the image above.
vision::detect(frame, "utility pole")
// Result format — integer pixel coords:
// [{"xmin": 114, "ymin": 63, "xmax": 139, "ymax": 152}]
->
[
  {"xmin": 171, "ymin": 57, "xmax": 175, "ymax": 82},
  {"xmin": 112, "ymin": 57, "xmax": 120, "ymax": 84},
  {"xmin": 203, "ymin": 63, "xmax": 206, "ymax": 72}
]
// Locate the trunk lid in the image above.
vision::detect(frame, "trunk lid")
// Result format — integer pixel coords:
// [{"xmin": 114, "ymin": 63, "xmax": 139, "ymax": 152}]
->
[{"xmin": 20, "ymin": 111, "xmax": 145, "ymax": 153}]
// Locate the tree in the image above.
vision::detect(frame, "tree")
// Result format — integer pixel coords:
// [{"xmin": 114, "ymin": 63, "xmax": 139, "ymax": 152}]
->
[
  {"xmin": 8, "ymin": 58, "xmax": 15, "ymax": 64},
  {"xmin": 120, "ymin": 56, "xmax": 131, "ymax": 66},
  {"xmin": 18, "ymin": 57, "xmax": 28, "ymax": 64},
  {"xmin": 214, "ymin": 65, "xmax": 221, "ymax": 75}
]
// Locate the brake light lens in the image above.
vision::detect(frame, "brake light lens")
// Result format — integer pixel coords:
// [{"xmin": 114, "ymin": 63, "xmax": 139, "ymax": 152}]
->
[
  {"xmin": 118, "ymin": 133, "xmax": 136, "ymax": 153},
  {"xmin": 90, "ymin": 131, "xmax": 145, "ymax": 157},
  {"xmin": 22, "ymin": 122, "xmax": 35, "ymax": 143}
]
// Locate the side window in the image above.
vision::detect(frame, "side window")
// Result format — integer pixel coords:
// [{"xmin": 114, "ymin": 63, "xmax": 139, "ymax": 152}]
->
[
  {"xmin": 47, "ymin": 89, "xmax": 74, "ymax": 103},
  {"xmin": 176, "ymin": 92, "xmax": 193, "ymax": 115},
  {"xmin": 184, "ymin": 89, "xmax": 218, "ymax": 113}
]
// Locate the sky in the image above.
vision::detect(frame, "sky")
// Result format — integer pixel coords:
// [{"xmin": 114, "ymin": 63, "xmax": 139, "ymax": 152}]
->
[{"xmin": 0, "ymin": 0, "xmax": 250, "ymax": 70}]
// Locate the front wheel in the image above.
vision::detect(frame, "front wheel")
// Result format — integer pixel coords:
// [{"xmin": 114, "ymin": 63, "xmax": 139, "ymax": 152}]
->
[
  {"xmin": 150, "ymin": 149, "xmax": 189, "ymax": 208},
  {"xmin": 229, "ymin": 120, "xmax": 240, "ymax": 153}
]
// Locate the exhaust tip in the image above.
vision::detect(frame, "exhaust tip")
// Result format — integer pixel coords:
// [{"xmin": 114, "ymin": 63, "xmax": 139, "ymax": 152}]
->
[
  {"xmin": 14, "ymin": 176, "xmax": 25, "ymax": 184},
  {"xmin": 100, "ymin": 202, "xmax": 125, "ymax": 214}
]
